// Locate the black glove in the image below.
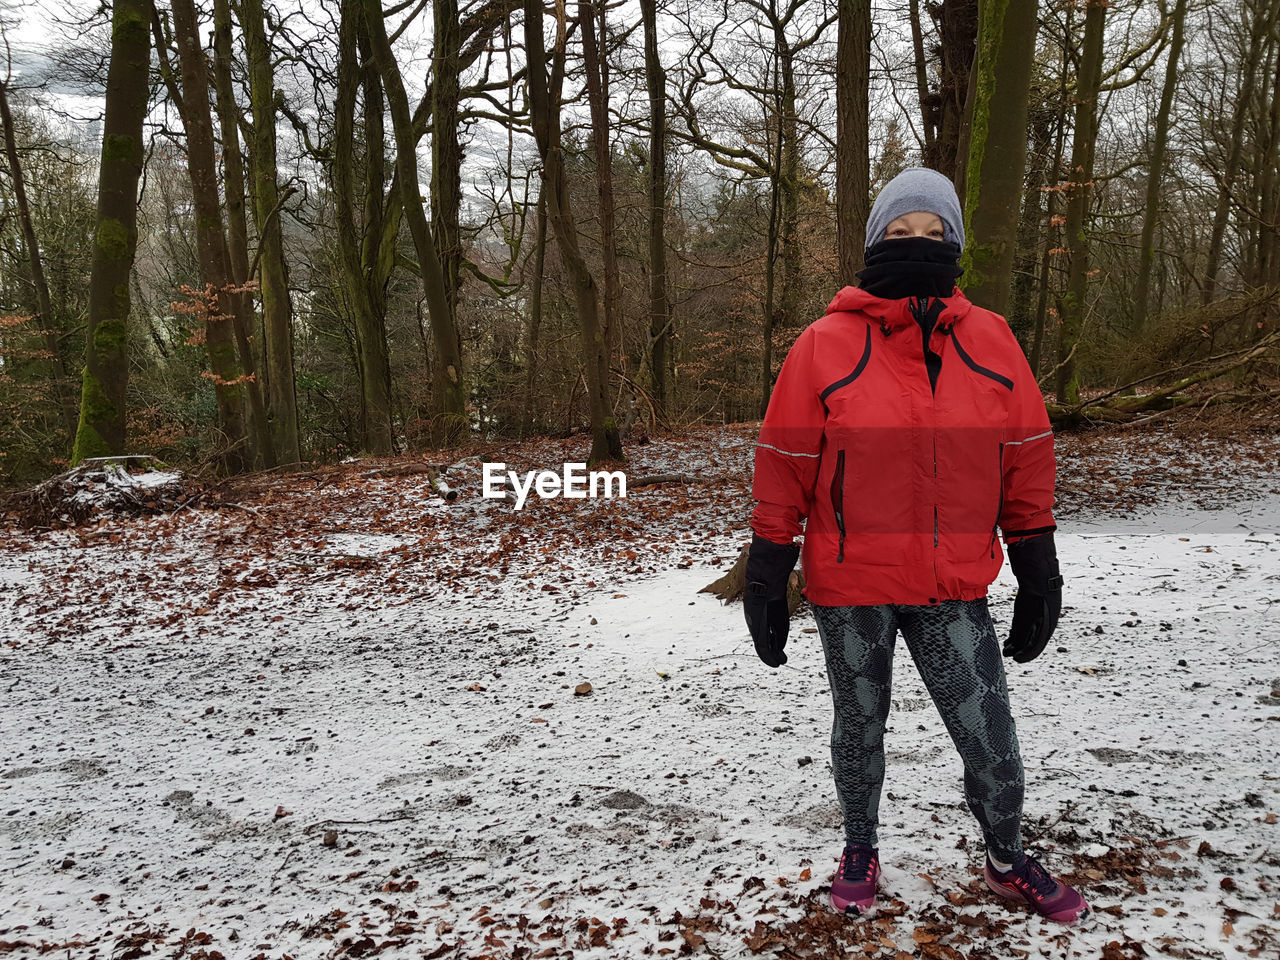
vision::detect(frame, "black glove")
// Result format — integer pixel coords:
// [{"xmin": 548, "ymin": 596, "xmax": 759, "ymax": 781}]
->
[
  {"xmin": 1003, "ymin": 531, "xmax": 1063, "ymax": 663},
  {"xmin": 743, "ymin": 533, "xmax": 800, "ymax": 668}
]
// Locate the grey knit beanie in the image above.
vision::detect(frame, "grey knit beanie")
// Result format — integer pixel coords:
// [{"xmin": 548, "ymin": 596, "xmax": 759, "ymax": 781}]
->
[{"xmin": 864, "ymin": 166, "xmax": 965, "ymax": 254}]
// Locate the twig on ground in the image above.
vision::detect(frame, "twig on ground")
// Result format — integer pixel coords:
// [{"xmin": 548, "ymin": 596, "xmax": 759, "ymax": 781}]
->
[
  {"xmin": 1028, "ymin": 801, "xmax": 1079, "ymax": 843},
  {"xmin": 270, "ymin": 847, "xmax": 299, "ymax": 891},
  {"xmin": 302, "ymin": 815, "xmax": 415, "ymax": 834},
  {"xmin": 215, "ymin": 501, "xmax": 267, "ymax": 519},
  {"xmin": 629, "ymin": 473, "xmax": 704, "ymax": 488}
]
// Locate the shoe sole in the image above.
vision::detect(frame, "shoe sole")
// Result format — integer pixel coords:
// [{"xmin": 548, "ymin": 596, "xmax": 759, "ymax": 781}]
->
[
  {"xmin": 830, "ymin": 890, "xmax": 877, "ymax": 917},
  {"xmin": 984, "ymin": 873, "xmax": 1091, "ymax": 926}
]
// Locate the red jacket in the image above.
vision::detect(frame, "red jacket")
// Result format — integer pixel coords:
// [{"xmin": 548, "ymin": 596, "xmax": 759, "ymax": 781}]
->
[{"xmin": 750, "ymin": 285, "xmax": 1056, "ymax": 607}]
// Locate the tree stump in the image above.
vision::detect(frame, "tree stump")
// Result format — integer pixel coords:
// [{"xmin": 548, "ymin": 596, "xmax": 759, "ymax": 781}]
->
[{"xmin": 700, "ymin": 541, "xmax": 806, "ymax": 614}]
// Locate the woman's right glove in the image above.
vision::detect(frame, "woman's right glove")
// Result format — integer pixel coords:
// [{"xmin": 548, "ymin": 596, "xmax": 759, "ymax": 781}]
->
[
  {"xmin": 1004, "ymin": 531, "xmax": 1064, "ymax": 663},
  {"xmin": 743, "ymin": 532, "xmax": 800, "ymax": 668}
]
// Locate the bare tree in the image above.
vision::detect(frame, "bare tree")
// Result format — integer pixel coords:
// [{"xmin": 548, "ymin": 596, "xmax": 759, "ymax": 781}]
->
[
  {"xmin": 581, "ymin": 0, "xmax": 623, "ymax": 407},
  {"xmin": 524, "ymin": 0, "xmax": 623, "ymax": 463},
  {"xmin": 211, "ymin": 0, "xmax": 275, "ymax": 466},
  {"xmin": 169, "ymin": 0, "xmax": 253, "ymax": 471},
  {"xmin": 333, "ymin": 0, "xmax": 395, "ymax": 454},
  {"xmin": 1056, "ymin": 0, "xmax": 1106, "ymax": 405},
  {"xmin": 640, "ymin": 0, "xmax": 671, "ymax": 411},
  {"xmin": 925, "ymin": 0, "xmax": 978, "ymax": 181},
  {"xmin": 1259, "ymin": 19, "xmax": 1280, "ymax": 290},
  {"xmin": 362, "ymin": 0, "xmax": 469, "ymax": 444},
  {"xmin": 1132, "ymin": 0, "xmax": 1189, "ymax": 334},
  {"xmin": 0, "ymin": 65, "xmax": 76, "ymax": 434},
  {"xmin": 671, "ymin": 0, "xmax": 835, "ymax": 413},
  {"xmin": 522, "ymin": 186, "xmax": 548, "ymax": 436},
  {"xmin": 239, "ymin": 0, "xmax": 301, "ymax": 461},
  {"xmin": 1201, "ymin": 0, "xmax": 1276, "ymax": 305}
]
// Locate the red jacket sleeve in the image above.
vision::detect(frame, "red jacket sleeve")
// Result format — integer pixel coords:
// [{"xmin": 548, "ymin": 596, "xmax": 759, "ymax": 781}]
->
[
  {"xmin": 999, "ymin": 340, "xmax": 1056, "ymax": 545},
  {"xmin": 750, "ymin": 327, "xmax": 825, "ymax": 546}
]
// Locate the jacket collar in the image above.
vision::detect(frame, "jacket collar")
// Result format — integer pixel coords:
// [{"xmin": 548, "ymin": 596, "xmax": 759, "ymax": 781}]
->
[{"xmin": 824, "ymin": 284, "xmax": 976, "ymax": 333}]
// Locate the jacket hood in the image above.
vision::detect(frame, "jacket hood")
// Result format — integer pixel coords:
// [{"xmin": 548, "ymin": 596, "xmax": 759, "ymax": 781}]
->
[{"xmin": 825, "ymin": 284, "xmax": 976, "ymax": 331}]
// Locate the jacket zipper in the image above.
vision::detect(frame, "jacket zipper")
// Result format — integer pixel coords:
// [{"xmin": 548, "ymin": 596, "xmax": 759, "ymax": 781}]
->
[
  {"xmin": 932, "ymin": 432, "xmax": 938, "ymax": 548},
  {"xmin": 989, "ymin": 441, "xmax": 1005, "ymax": 557},
  {"xmin": 912, "ymin": 297, "xmax": 942, "ymax": 592},
  {"xmin": 831, "ymin": 448, "xmax": 846, "ymax": 562}
]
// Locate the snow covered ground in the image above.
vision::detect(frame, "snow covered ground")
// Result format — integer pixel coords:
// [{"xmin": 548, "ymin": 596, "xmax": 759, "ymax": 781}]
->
[{"xmin": 1, "ymin": 424, "xmax": 1278, "ymax": 959}]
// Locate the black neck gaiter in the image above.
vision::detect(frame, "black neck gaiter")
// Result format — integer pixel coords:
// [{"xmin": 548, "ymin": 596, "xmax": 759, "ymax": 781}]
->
[{"xmin": 856, "ymin": 235, "xmax": 964, "ymax": 299}]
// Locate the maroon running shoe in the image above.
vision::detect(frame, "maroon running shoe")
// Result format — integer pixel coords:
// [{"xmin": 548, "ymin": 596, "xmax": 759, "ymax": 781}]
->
[
  {"xmin": 984, "ymin": 853, "xmax": 1090, "ymax": 925},
  {"xmin": 830, "ymin": 842, "xmax": 880, "ymax": 916}
]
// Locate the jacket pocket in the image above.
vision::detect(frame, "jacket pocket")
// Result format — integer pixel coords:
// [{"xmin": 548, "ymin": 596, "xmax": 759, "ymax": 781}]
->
[
  {"xmin": 830, "ymin": 448, "xmax": 847, "ymax": 562},
  {"xmin": 989, "ymin": 442, "xmax": 1005, "ymax": 558}
]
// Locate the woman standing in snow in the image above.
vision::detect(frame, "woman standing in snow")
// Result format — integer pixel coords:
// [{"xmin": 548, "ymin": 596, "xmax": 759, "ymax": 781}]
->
[{"xmin": 742, "ymin": 167, "xmax": 1088, "ymax": 925}]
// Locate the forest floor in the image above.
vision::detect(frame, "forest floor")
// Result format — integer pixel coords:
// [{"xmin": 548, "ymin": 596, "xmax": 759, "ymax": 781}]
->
[{"xmin": 1, "ymin": 412, "xmax": 1279, "ymax": 960}]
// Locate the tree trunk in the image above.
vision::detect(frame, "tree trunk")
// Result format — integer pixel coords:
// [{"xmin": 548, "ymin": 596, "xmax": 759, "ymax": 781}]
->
[
  {"xmin": 523, "ymin": 0, "xmax": 622, "ymax": 464},
  {"xmin": 363, "ymin": 0, "xmax": 468, "ymax": 444},
  {"xmin": 71, "ymin": 0, "xmax": 152, "ymax": 464},
  {"xmin": 1055, "ymin": 0, "xmax": 1106, "ymax": 406},
  {"xmin": 431, "ymin": 0, "xmax": 465, "ymax": 328},
  {"xmin": 1009, "ymin": 94, "xmax": 1052, "ymax": 340},
  {"xmin": 956, "ymin": 0, "xmax": 1039, "ymax": 315},
  {"xmin": 1255, "ymin": 21, "xmax": 1280, "ymax": 291},
  {"xmin": 581, "ymin": 0, "xmax": 621, "ymax": 391},
  {"xmin": 1031, "ymin": 34, "xmax": 1070, "ymax": 379},
  {"xmin": 1030, "ymin": 180, "xmax": 1058, "ymax": 379},
  {"xmin": 1132, "ymin": 0, "xmax": 1187, "ymax": 334},
  {"xmin": 760, "ymin": 53, "xmax": 782, "ymax": 417},
  {"xmin": 335, "ymin": 0, "xmax": 393, "ymax": 454},
  {"xmin": 358, "ymin": 23, "xmax": 404, "ymax": 407},
  {"xmin": 172, "ymin": 0, "xmax": 252, "ymax": 472},
  {"xmin": 0, "ymin": 80, "xmax": 77, "ymax": 436},
  {"xmin": 212, "ymin": 0, "xmax": 274, "ymax": 466},
  {"xmin": 837, "ymin": 0, "xmax": 870, "ymax": 285},
  {"xmin": 777, "ymin": 37, "xmax": 800, "ymax": 330},
  {"xmin": 522, "ymin": 187, "xmax": 547, "ymax": 436},
  {"xmin": 240, "ymin": 0, "xmax": 301, "ymax": 462},
  {"xmin": 1046, "ymin": 331, "xmax": 1280, "ymax": 426},
  {"xmin": 640, "ymin": 0, "xmax": 670, "ymax": 412},
  {"xmin": 953, "ymin": 46, "xmax": 979, "ymax": 202},
  {"xmin": 935, "ymin": 0, "xmax": 979, "ymax": 183},
  {"xmin": 361, "ymin": 20, "xmax": 400, "ymax": 446},
  {"xmin": 908, "ymin": 0, "xmax": 934, "ymax": 168}
]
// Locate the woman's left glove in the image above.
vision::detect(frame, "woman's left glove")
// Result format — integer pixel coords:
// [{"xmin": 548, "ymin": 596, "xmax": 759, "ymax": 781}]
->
[
  {"xmin": 1003, "ymin": 531, "xmax": 1063, "ymax": 663},
  {"xmin": 743, "ymin": 533, "xmax": 801, "ymax": 668}
]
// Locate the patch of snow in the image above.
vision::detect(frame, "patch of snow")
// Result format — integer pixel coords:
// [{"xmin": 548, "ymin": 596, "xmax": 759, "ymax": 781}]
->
[
  {"xmin": 128, "ymin": 470, "xmax": 183, "ymax": 489},
  {"xmin": 321, "ymin": 532, "xmax": 405, "ymax": 557}
]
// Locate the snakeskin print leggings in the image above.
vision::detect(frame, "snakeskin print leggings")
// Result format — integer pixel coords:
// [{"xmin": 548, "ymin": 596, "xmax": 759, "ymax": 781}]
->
[{"xmin": 811, "ymin": 598, "xmax": 1025, "ymax": 863}]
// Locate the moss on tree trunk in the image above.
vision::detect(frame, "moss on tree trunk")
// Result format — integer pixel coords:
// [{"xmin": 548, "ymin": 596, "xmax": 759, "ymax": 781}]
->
[{"xmin": 71, "ymin": 0, "xmax": 151, "ymax": 465}]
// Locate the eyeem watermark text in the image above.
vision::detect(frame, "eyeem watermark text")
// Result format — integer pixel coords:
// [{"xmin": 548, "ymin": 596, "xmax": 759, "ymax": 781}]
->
[{"xmin": 482, "ymin": 462, "xmax": 627, "ymax": 510}]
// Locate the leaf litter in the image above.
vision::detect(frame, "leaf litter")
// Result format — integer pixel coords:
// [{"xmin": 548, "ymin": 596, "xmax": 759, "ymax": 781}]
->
[{"xmin": 1, "ymin": 418, "xmax": 1278, "ymax": 957}]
